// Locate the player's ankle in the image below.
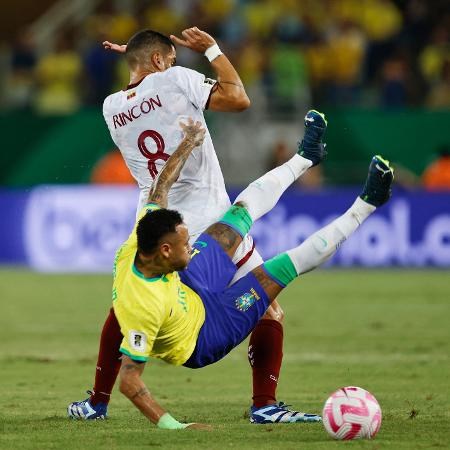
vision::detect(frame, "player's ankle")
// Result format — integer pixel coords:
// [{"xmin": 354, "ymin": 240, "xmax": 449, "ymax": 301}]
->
[
  {"xmin": 252, "ymin": 397, "xmax": 277, "ymax": 408},
  {"xmin": 90, "ymin": 391, "xmax": 111, "ymax": 406}
]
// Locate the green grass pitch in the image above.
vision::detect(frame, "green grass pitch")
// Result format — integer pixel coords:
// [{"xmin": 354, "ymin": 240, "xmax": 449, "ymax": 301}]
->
[{"xmin": 0, "ymin": 268, "xmax": 449, "ymax": 449}]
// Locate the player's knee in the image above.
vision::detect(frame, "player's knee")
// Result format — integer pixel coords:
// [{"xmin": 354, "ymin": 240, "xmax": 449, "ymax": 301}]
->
[
  {"xmin": 262, "ymin": 302, "xmax": 284, "ymax": 323},
  {"xmin": 233, "ymin": 201, "xmax": 247, "ymax": 209},
  {"xmin": 119, "ymin": 375, "xmax": 132, "ymax": 396}
]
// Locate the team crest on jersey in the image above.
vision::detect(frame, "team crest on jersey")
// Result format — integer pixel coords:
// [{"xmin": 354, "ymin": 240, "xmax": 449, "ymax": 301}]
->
[
  {"xmin": 127, "ymin": 91, "xmax": 136, "ymax": 100},
  {"xmin": 235, "ymin": 288, "xmax": 261, "ymax": 312},
  {"xmin": 129, "ymin": 330, "xmax": 147, "ymax": 352}
]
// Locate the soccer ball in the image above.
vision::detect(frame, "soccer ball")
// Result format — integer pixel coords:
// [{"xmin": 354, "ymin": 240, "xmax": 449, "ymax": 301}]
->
[{"xmin": 322, "ymin": 386, "xmax": 382, "ymax": 440}]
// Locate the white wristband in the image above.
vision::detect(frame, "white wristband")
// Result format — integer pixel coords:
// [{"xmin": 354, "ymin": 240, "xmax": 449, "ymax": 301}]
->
[{"xmin": 204, "ymin": 43, "xmax": 223, "ymax": 62}]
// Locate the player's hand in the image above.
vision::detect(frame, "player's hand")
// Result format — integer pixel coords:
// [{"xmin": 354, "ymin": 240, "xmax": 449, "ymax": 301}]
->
[
  {"xmin": 170, "ymin": 27, "xmax": 216, "ymax": 53},
  {"xmin": 180, "ymin": 118, "xmax": 206, "ymax": 147},
  {"xmin": 185, "ymin": 423, "xmax": 212, "ymax": 430},
  {"xmin": 103, "ymin": 41, "xmax": 127, "ymax": 53}
]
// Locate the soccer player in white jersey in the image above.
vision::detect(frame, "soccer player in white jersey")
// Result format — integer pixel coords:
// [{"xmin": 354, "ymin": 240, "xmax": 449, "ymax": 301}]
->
[{"xmin": 69, "ymin": 28, "xmax": 324, "ymax": 423}]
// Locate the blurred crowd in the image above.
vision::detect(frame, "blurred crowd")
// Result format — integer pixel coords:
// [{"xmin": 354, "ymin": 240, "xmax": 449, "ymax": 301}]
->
[{"xmin": 1, "ymin": 0, "xmax": 449, "ymax": 116}]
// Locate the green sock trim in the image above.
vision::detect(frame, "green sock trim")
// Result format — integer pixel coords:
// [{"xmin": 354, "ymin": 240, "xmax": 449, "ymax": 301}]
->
[
  {"xmin": 220, "ymin": 205, "xmax": 253, "ymax": 237},
  {"xmin": 264, "ymin": 253, "xmax": 298, "ymax": 287}
]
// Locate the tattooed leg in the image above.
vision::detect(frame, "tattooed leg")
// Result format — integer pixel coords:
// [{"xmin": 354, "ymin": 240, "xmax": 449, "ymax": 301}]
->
[
  {"xmin": 251, "ymin": 266, "xmax": 283, "ymax": 300},
  {"xmin": 205, "ymin": 222, "xmax": 242, "ymax": 258}
]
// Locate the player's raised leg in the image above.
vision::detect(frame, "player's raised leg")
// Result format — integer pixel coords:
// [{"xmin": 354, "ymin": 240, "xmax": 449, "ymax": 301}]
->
[
  {"xmin": 234, "ymin": 110, "xmax": 327, "ymax": 222},
  {"xmin": 246, "ymin": 155, "xmax": 393, "ymax": 423},
  {"xmin": 207, "ymin": 109, "xmax": 327, "ymax": 256},
  {"xmin": 256, "ymin": 154, "xmax": 393, "ymax": 285},
  {"xmin": 242, "ymin": 110, "xmax": 327, "ymax": 423},
  {"xmin": 204, "ymin": 110, "xmax": 328, "ymax": 423}
]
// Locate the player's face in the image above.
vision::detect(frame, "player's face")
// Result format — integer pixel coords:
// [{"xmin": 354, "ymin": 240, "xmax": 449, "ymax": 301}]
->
[{"xmin": 165, "ymin": 223, "xmax": 191, "ymax": 271}]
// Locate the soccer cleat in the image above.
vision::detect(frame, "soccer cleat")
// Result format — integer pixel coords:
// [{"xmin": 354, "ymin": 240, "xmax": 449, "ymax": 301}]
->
[
  {"xmin": 360, "ymin": 155, "xmax": 394, "ymax": 207},
  {"xmin": 298, "ymin": 109, "xmax": 328, "ymax": 166},
  {"xmin": 250, "ymin": 402, "xmax": 322, "ymax": 424},
  {"xmin": 67, "ymin": 391, "xmax": 108, "ymax": 420}
]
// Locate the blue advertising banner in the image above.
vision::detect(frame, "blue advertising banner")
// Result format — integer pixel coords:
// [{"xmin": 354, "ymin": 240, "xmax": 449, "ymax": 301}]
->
[{"xmin": 0, "ymin": 186, "xmax": 449, "ymax": 271}]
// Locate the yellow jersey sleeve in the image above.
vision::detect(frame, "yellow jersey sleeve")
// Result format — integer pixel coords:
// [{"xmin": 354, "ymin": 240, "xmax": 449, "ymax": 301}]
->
[{"xmin": 117, "ymin": 291, "xmax": 167, "ymax": 362}]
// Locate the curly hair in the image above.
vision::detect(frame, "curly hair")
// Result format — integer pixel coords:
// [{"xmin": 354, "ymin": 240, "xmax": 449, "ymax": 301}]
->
[{"xmin": 136, "ymin": 208, "xmax": 183, "ymax": 255}]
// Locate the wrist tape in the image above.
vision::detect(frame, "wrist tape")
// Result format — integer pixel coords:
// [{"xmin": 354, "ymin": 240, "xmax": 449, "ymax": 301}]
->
[{"xmin": 204, "ymin": 43, "xmax": 223, "ymax": 62}]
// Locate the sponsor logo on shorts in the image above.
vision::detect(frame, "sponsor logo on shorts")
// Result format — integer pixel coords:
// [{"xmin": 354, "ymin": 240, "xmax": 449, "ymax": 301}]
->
[
  {"xmin": 129, "ymin": 331, "xmax": 147, "ymax": 352},
  {"xmin": 235, "ymin": 288, "xmax": 261, "ymax": 312},
  {"xmin": 191, "ymin": 241, "xmax": 208, "ymax": 259}
]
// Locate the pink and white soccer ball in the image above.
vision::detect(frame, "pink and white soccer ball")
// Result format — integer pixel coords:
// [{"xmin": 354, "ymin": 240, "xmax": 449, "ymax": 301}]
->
[{"xmin": 322, "ymin": 386, "xmax": 382, "ymax": 440}]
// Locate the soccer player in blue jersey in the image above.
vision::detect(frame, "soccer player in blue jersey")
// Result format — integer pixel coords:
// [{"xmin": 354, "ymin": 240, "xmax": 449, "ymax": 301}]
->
[{"xmin": 69, "ymin": 115, "xmax": 394, "ymax": 428}]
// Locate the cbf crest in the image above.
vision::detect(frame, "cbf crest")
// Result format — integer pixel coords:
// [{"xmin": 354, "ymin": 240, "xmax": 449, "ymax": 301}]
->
[{"xmin": 235, "ymin": 288, "xmax": 261, "ymax": 312}]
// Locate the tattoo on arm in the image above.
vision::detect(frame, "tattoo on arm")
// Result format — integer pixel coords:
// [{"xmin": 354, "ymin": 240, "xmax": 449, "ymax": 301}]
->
[
  {"xmin": 147, "ymin": 140, "xmax": 194, "ymax": 207},
  {"xmin": 219, "ymin": 80, "xmax": 244, "ymax": 89}
]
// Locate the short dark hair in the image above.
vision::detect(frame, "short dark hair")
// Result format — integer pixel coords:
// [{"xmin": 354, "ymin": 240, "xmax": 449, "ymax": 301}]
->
[
  {"xmin": 126, "ymin": 29, "xmax": 174, "ymax": 68},
  {"xmin": 137, "ymin": 208, "xmax": 183, "ymax": 255}
]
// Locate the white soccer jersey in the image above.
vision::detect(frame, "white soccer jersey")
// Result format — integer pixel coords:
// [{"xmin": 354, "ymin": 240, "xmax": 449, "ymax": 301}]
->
[{"xmin": 103, "ymin": 66, "xmax": 231, "ymax": 238}]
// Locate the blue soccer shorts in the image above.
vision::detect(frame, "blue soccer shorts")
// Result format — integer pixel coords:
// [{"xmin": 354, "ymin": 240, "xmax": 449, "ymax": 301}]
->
[{"xmin": 179, "ymin": 233, "xmax": 270, "ymax": 368}]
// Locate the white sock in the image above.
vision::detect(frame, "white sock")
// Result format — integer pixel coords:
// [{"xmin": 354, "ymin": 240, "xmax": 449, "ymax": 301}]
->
[
  {"xmin": 234, "ymin": 154, "xmax": 312, "ymax": 221},
  {"xmin": 287, "ymin": 197, "xmax": 376, "ymax": 274}
]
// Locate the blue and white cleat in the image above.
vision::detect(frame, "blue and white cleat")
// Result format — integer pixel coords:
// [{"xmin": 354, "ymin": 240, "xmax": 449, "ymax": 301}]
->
[
  {"xmin": 298, "ymin": 109, "xmax": 328, "ymax": 166},
  {"xmin": 68, "ymin": 391, "xmax": 107, "ymax": 420},
  {"xmin": 360, "ymin": 155, "xmax": 394, "ymax": 207},
  {"xmin": 250, "ymin": 402, "xmax": 322, "ymax": 424}
]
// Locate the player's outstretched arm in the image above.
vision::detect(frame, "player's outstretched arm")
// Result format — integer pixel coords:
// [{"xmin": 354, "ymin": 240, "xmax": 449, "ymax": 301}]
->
[
  {"xmin": 119, "ymin": 356, "xmax": 210, "ymax": 429},
  {"xmin": 170, "ymin": 27, "xmax": 250, "ymax": 112},
  {"xmin": 147, "ymin": 119, "xmax": 205, "ymax": 208}
]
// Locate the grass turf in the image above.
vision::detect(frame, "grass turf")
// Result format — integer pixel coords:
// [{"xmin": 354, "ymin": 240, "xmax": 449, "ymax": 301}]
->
[{"xmin": 0, "ymin": 268, "xmax": 449, "ymax": 449}]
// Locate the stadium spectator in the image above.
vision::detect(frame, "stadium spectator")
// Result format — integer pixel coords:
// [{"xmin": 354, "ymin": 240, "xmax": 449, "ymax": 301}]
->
[
  {"xmin": 34, "ymin": 33, "xmax": 82, "ymax": 115},
  {"xmin": 1, "ymin": 0, "xmax": 449, "ymax": 112},
  {"xmin": 4, "ymin": 30, "xmax": 37, "ymax": 109},
  {"xmin": 426, "ymin": 60, "xmax": 450, "ymax": 109},
  {"xmin": 379, "ymin": 53, "xmax": 408, "ymax": 108},
  {"xmin": 83, "ymin": 13, "xmax": 138, "ymax": 105},
  {"xmin": 419, "ymin": 23, "xmax": 449, "ymax": 85},
  {"xmin": 326, "ymin": 19, "xmax": 366, "ymax": 105}
]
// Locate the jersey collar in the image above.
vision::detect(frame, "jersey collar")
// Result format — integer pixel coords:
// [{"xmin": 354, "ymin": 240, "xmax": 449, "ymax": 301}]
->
[
  {"xmin": 124, "ymin": 77, "xmax": 146, "ymax": 91},
  {"xmin": 132, "ymin": 263, "xmax": 169, "ymax": 282}
]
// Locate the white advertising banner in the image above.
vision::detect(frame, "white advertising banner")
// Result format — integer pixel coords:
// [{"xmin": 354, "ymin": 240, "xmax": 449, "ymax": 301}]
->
[
  {"xmin": 20, "ymin": 186, "xmax": 450, "ymax": 272},
  {"xmin": 24, "ymin": 186, "xmax": 139, "ymax": 272}
]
